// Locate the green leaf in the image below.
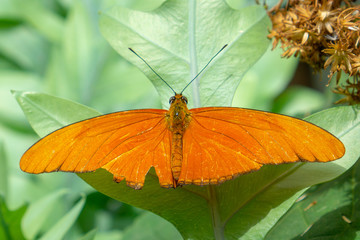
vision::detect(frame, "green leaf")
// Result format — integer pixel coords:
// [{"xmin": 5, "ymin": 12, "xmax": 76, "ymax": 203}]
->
[
  {"xmin": 100, "ymin": 0, "xmax": 271, "ymax": 108},
  {"xmin": 21, "ymin": 189, "xmax": 69, "ymax": 239},
  {"xmin": 39, "ymin": 194, "xmax": 86, "ymax": 240},
  {"xmin": 15, "ymin": 91, "xmax": 360, "ymax": 239},
  {"xmin": 265, "ymin": 157, "xmax": 360, "ymax": 239},
  {"xmin": 12, "ymin": 91, "xmax": 100, "ymax": 137},
  {"xmin": 122, "ymin": 212, "xmax": 182, "ymax": 240},
  {"xmin": 90, "ymin": 57, "xmax": 161, "ymax": 112},
  {"xmin": 0, "ymin": 195, "xmax": 26, "ymax": 240}
]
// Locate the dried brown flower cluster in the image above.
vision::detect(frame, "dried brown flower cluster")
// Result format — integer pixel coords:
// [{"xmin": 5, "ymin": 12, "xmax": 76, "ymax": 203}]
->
[{"xmin": 268, "ymin": 0, "xmax": 360, "ymax": 104}]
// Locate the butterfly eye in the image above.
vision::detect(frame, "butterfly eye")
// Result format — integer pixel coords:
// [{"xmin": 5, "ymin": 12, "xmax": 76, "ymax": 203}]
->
[
  {"xmin": 169, "ymin": 96, "xmax": 176, "ymax": 104},
  {"xmin": 182, "ymin": 96, "xmax": 188, "ymax": 104}
]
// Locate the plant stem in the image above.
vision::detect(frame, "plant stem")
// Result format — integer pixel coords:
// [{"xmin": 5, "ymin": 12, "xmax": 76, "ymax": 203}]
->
[
  {"xmin": 188, "ymin": 0, "xmax": 200, "ymax": 108},
  {"xmin": 189, "ymin": 3, "xmax": 223, "ymax": 238},
  {"xmin": 207, "ymin": 185, "xmax": 225, "ymax": 240}
]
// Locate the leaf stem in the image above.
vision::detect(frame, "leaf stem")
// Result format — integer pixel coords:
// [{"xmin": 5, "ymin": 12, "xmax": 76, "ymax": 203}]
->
[
  {"xmin": 188, "ymin": 0, "xmax": 200, "ymax": 108},
  {"xmin": 207, "ymin": 185, "xmax": 225, "ymax": 240},
  {"xmin": 189, "ymin": 2, "xmax": 223, "ymax": 238}
]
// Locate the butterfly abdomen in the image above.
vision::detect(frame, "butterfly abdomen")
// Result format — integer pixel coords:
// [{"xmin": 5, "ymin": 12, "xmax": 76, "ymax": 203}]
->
[{"xmin": 171, "ymin": 132, "xmax": 183, "ymax": 179}]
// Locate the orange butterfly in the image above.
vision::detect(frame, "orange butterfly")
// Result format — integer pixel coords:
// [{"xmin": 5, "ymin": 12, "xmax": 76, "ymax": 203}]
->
[{"xmin": 20, "ymin": 46, "xmax": 345, "ymax": 189}]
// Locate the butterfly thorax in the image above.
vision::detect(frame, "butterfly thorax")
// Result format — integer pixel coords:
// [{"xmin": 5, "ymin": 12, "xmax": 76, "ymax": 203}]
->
[{"xmin": 166, "ymin": 94, "xmax": 191, "ymax": 183}]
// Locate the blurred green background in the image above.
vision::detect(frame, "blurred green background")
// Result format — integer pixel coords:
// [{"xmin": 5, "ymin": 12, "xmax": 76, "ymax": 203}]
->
[{"xmin": 0, "ymin": 0, "xmax": 344, "ymax": 239}]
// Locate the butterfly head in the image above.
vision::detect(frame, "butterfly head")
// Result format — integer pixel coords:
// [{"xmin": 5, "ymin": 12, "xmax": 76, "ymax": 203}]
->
[
  {"xmin": 167, "ymin": 94, "xmax": 191, "ymax": 134},
  {"xmin": 169, "ymin": 94, "xmax": 188, "ymax": 105},
  {"xmin": 168, "ymin": 94, "xmax": 190, "ymax": 123}
]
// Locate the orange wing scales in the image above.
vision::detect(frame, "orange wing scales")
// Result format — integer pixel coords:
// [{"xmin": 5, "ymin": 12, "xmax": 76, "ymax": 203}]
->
[
  {"xmin": 20, "ymin": 110, "xmax": 175, "ymax": 189},
  {"xmin": 176, "ymin": 107, "xmax": 344, "ymax": 186},
  {"xmin": 179, "ymin": 117, "xmax": 262, "ymax": 185},
  {"xmin": 102, "ymin": 123, "xmax": 173, "ymax": 189}
]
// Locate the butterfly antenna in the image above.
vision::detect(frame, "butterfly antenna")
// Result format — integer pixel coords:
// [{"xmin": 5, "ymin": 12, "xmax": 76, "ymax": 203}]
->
[
  {"xmin": 180, "ymin": 44, "xmax": 228, "ymax": 94},
  {"xmin": 129, "ymin": 48, "xmax": 176, "ymax": 94}
]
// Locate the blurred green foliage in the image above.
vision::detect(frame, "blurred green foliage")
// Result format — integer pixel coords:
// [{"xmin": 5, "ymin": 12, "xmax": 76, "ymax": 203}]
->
[
  {"xmin": 0, "ymin": 0, "xmax": 359, "ymax": 239},
  {"xmin": 0, "ymin": 0, "xmax": 161, "ymax": 239}
]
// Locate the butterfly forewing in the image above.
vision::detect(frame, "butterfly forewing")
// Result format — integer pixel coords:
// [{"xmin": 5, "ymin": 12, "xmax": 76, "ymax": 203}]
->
[
  {"xmin": 176, "ymin": 107, "xmax": 345, "ymax": 186},
  {"xmin": 20, "ymin": 109, "xmax": 174, "ymax": 189}
]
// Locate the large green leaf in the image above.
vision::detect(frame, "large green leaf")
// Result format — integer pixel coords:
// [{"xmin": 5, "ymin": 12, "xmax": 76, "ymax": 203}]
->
[
  {"xmin": 100, "ymin": 0, "xmax": 271, "ymax": 108},
  {"xmin": 14, "ymin": 91, "xmax": 360, "ymax": 239}
]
